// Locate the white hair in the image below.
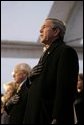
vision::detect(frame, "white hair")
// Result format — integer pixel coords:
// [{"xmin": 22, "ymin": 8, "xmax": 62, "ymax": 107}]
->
[{"xmin": 13, "ymin": 63, "xmax": 31, "ymax": 77}]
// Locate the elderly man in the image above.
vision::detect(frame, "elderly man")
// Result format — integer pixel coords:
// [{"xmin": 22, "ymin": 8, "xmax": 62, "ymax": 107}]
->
[
  {"xmin": 4, "ymin": 63, "xmax": 31, "ymax": 124},
  {"xmin": 12, "ymin": 63, "xmax": 31, "ymax": 89},
  {"xmin": 23, "ymin": 18, "xmax": 79, "ymax": 124}
]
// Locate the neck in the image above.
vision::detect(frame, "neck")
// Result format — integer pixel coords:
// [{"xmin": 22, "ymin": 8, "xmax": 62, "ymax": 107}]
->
[
  {"xmin": 43, "ymin": 37, "xmax": 59, "ymax": 52},
  {"xmin": 46, "ymin": 37, "xmax": 59, "ymax": 45}
]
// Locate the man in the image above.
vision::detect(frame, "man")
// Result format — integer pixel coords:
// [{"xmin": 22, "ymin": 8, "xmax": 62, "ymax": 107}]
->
[
  {"xmin": 12, "ymin": 63, "xmax": 31, "ymax": 89},
  {"xmin": 4, "ymin": 63, "xmax": 31, "ymax": 124},
  {"xmin": 23, "ymin": 18, "xmax": 79, "ymax": 124}
]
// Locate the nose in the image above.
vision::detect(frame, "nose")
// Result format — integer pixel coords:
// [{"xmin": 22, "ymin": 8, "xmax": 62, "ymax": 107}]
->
[
  {"xmin": 40, "ymin": 28, "xmax": 42, "ymax": 33},
  {"xmin": 40, "ymin": 26, "xmax": 43, "ymax": 33}
]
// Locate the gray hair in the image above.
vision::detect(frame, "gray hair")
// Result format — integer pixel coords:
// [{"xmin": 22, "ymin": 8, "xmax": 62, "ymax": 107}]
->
[
  {"xmin": 46, "ymin": 18, "xmax": 66, "ymax": 39},
  {"xmin": 14, "ymin": 63, "xmax": 31, "ymax": 77}
]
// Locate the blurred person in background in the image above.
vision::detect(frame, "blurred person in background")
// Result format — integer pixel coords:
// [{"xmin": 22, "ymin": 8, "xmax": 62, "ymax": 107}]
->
[
  {"xmin": 74, "ymin": 73, "xmax": 83, "ymax": 124},
  {"xmin": 1, "ymin": 81, "xmax": 17, "ymax": 124},
  {"xmin": 1, "ymin": 63, "xmax": 31, "ymax": 124}
]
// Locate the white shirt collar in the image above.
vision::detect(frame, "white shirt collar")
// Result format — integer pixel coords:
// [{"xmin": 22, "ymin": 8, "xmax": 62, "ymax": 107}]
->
[{"xmin": 17, "ymin": 77, "xmax": 27, "ymax": 93}]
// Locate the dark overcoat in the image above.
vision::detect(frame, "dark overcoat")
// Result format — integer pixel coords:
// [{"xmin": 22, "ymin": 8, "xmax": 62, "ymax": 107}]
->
[
  {"xmin": 6, "ymin": 81, "xmax": 28, "ymax": 124},
  {"xmin": 24, "ymin": 39, "xmax": 79, "ymax": 124}
]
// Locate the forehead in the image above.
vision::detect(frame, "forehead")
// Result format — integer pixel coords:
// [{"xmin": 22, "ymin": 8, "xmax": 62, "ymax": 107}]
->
[
  {"xmin": 13, "ymin": 66, "xmax": 21, "ymax": 72},
  {"xmin": 12, "ymin": 69, "xmax": 21, "ymax": 75},
  {"xmin": 43, "ymin": 19, "xmax": 53, "ymax": 26}
]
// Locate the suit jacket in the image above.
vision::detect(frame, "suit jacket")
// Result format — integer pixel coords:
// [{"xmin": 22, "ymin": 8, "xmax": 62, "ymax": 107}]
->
[
  {"xmin": 6, "ymin": 80, "xmax": 29, "ymax": 124},
  {"xmin": 23, "ymin": 39, "xmax": 79, "ymax": 124}
]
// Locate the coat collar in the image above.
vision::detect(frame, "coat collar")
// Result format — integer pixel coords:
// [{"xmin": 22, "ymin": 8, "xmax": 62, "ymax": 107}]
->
[
  {"xmin": 40, "ymin": 38, "xmax": 64, "ymax": 63},
  {"xmin": 46, "ymin": 38, "xmax": 64, "ymax": 54}
]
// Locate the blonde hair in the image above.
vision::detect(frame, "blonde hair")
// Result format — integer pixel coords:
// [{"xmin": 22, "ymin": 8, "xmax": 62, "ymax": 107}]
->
[
  {"xmin": 1, "ymin": 81, "xmax": 17, "ymax": 104},
  {"xmin": 3, "ymin": 81, "xmax": 17, "ymax": 91}
]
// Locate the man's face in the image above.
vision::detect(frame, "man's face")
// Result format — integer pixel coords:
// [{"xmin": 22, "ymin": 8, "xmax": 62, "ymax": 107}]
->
[
  {"xmin": 12, "ymin": 69, "xmax": 25, "ymax": 83},
  {"xmin": 39, "ymin": 20, "xmax": 56, "ymax": 45},
  {"xmin": 77, "ymin": 76, "xmax": 83, "ymax": 92}
]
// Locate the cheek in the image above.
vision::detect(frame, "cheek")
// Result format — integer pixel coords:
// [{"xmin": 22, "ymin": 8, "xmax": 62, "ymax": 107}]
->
[
  {"xmin": 15, "ymin": 74, "xmax": 21, "ymax": 78},
  {"xmin": 14, "ymin": 75, "xmax": 21, "ymax": 82},
  {"xmin": 45, "ymin": 30, "xmax": 49, "ymax": 36},
  {"xmin": 42, "ymin": 31, "xmax": 49, "ymax": 41},
  {"xmin": 8, "ymin": 91, "xmax": 13, "ymax": 96},
  {"xmin": 77, "ymin": 81, "xmax": 82, "ymax": 88},
  {"xmin": 16, "ymin": 74, "xmax": 24, "ymax": 81},
  {"xmin": 45, "ymin": 30, "xmax": 53, "ymax": 38}
]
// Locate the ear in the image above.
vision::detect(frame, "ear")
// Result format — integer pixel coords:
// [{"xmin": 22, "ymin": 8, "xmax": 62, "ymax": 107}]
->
[{"xmin": 53, "ymin": 28, "xmax": 60, "ymax": 37}]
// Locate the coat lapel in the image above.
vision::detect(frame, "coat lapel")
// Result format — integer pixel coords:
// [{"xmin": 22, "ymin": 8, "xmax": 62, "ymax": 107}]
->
[{"xmin": 40, "ymin": 39, "xmax": 64, "ymax": 64}]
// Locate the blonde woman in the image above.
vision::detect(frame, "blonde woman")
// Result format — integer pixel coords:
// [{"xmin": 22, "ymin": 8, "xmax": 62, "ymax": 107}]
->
[
  {"xmin": 2, "ymin": 82, "xmax": 17, "ymax": 104},
  {"xmin": 1, "ymin": 81, "xmax": 19, "ymax": 124}
]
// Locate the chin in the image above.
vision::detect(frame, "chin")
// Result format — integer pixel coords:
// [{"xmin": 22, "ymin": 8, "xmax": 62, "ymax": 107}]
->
[
  {"xmin": 40, "ymin": 38, "xmax": 43, "ymax": 42},
  {"xmin": 40, "ymin": 39, "xmax": 45, "ymax": 44},
  {"xmin": 40, "ymin": 40, "xmax": 44, "ymax": 44},
  {"xmin": 40, "ymin": 37, "xmax": 44, "ymax": 42}
]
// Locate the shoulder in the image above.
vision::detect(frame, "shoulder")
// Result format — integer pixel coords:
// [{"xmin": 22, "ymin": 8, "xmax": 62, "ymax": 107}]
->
[
  {"xmin": 54, "ymin": 41, "xmax": 78, "ymax": 57},
  {"xmin": 60, "ymin": 43, "xmax": 78, "ymax": 56},
  {"xmin": 18, "ymin": 84, "xmax": 28, "ymax": 97}
]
